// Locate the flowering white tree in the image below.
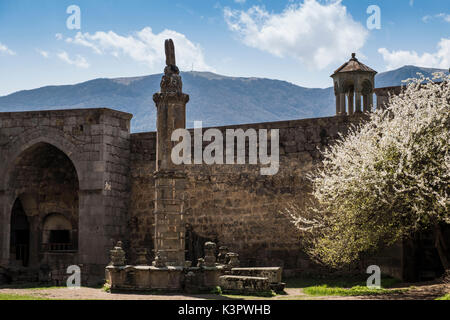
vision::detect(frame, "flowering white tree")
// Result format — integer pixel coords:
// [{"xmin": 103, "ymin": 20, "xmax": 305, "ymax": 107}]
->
[{"xmin": 284, "ymin": 73, "xmax": 450, "ymax": 271}]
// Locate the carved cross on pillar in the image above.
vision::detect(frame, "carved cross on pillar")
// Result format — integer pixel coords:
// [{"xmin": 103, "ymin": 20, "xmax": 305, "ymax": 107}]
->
[
  {"xmin": 160, "ymin": 39, "xmax": 181, "ymax": 92},
  {"xmin": 165, "ymin": 39, "xmax": 176, "ymax": 67},
  {"xmin": 152, "ymin": 39, "xmax": 189, "ymax": 267}
]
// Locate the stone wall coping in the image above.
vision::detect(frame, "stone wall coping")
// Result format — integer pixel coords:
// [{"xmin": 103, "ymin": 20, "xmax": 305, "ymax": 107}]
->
[
  {"xmin": 220, "ymin": 275, "xmax": 269, "ymax": 281},
  {"xmin": 231, "ymin": 267, "xmax": 281, "ymax": 271},
  {"xmin": 195, "ymin": 115, "xmax": 361, "ymax": 131},
  {"xmin": 0, "ymin": 108, "xmax": 133, "ymax": 120},
  {"xmin": 130, "ymin": 114, "xmax": 365, "ymax": 138},
  {"xmin": 131, "ymin": 131, "xmax": 157, "ymax": 138},
  {"xmin": 105, "ymin": 265, "xmax": 224, "ymax": 271},
  {"xmin": 202, "ymin": 266, "xmax": 224, "ymax": 271},
  {"xmin": 374, "ymin": 81, "xmax": 443, "ymax": 95},
  {"xmin": 106, "ymin": 265, "xmax": 184, "ymax": 271},
  {"xmin": 182, "ymin": 266, "xmax": 223, "ymax": 271}
]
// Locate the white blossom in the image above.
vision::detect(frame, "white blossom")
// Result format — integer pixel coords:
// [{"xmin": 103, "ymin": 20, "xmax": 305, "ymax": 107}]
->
[{"xmin": 283, "ymin": 73, "xmax": 450, "ymax": 267}]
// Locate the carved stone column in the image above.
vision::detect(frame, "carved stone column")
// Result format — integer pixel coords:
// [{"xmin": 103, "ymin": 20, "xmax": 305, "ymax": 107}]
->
[
  {"xmin": 334, "ymin": 83, "xmax": 340, "ymax": 116},
  {"xmin": 355, "ymin": 91, "xmax": 362, "ymax": 113},
  {"xmin": 348, "ymin": 92, "xmax": 354, "ymax": 116},
  {"xmin": 368, "ymin": 94, "xmax": 374, "ymax": 111},
  {"xmin": 363, "ymin": 95, "xmax": 369, "ymax": 112},
  {"xmin": 335, "ymin": 94, "xmax": 340, "ymax": 116},
  {"xmin": 339, "ymin": 93, "xmax": 346, "ymax": 115},
  {"xmin": 152, "ymin": 39, "xmax": 189, "ymax": 267}
]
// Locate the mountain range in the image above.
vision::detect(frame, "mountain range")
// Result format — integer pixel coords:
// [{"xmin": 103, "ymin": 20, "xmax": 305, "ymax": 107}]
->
[{"xmin": 0, "ymin": 65, "xmax": 447, "ymax": 132}]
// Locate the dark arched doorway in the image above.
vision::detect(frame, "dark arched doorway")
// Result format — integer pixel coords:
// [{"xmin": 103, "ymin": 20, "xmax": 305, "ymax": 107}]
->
[
  {"xmin": 10, "ymin": 199, "xmax": 30, "ymax": 267},
  {"xmin": 7, "ymin": 142, "xmax": 79, "ymax": 280},
  {"xmin": 185, "ymin": 224, "xmax": 217, "ymax": 264},
  {"xmin": 42, "ymin": 213, "xmax": 77, "ymax": 252}
]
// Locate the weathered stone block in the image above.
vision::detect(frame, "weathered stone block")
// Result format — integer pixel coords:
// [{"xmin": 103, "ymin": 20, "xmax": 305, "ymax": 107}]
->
[
  {"xmin": 230, "ymin": 267, "xmax": 282, "ymax": 283},
  {"xmin": 219, "ymin": 275, "xmax": 270, "ymax": 293}
]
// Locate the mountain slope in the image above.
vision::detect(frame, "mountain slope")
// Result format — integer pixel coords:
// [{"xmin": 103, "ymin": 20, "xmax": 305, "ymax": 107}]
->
[
  {"xmin": 0, "ymin": 66, "xmax": 447, "ymax": 132},
  {"xmin": 375, "ymin": 65, "xmax": 448, "ymax": 88},
  {"xmin": 0, "ymin": 72, "xmax": 335, "ymax": 132}
]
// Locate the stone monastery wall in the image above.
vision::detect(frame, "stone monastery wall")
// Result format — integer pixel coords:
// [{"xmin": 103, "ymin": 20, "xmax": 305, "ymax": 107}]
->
[
  {"xmin": 0, "ymin": 107, "xmax": 374, "ymax": 280},
  {"xmin": 129, "ymin": 115, "xmax": 364, "ymax": 273}
]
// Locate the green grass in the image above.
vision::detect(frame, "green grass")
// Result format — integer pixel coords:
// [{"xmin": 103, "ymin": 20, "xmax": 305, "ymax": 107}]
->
[
  {"xmin": 286, "ymin": 274, "xmax": 406, "ymax": 297},
  {"xmin": 210, "ymin": 286, "xmax": 222, "ymax": 295},
  {"xmin": 303, "ymin": 285, "xmax": 406, "ymax": 296},
  {"xmin": 286, "ymin": 274, "xmax": 401, "ymax": 289},
  {"xmin": 0, "ymin": 293, "xmax": 53, "ymax": 300},
  {"xmin": 102, "ymin": 282, "xmax": 111, "ymax": 293},
  {"xmin": 0, "ymin": 284, "xmax": 65, "ymax": 290},
  {"xmin": 221, "ymin": 290, "xmax": 276, "ymax": 298},
  {"xmin": 436, "ymin": 294, "xmax": 450, "ymax": 300}
]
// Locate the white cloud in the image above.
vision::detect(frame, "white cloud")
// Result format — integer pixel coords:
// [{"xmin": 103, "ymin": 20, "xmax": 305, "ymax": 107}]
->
[
  {"xmin": 378, "ymin": 38, "xmax": 450, "ymax": 70},
  {"xmin": 65, "ymin": 27, "xmax": 213, "ymax": 71},
  {"xmin": 55, "ymin": 33, "xmax": 63, "ymax": 40},
  {"xmin": 0, "ymin": 42, "xmax": 16, "ymax": 55},
  {"xmin": 57, "ymin": 51, "xmax": 90, "ymax": 68},
  {"xmin": 436, "ymin": 13, "xmax": 450, "ymax": 23},
  {"xmin": 223, "ymin": 0, "xmax": 368, "ymax": 70},
  {"xmin": 37, "ymin": 49, "xmax": 49, "ymax": 58},
  {"xmin": 422, "ymin": 15, "xmax": 432, "ymax": 23},
  {"xmin": 423, "ymin": 13, "xmax": 450, "ymax": 23},
  {"xmin": 235, "ymin": 0, "xmax": 246, "ymax": 3},
  {"xmin": 66, "ymin": 32, "xmax": 102, "ymax": 54},
  {"xmin": 409, "ymin": 0, "xmax": 414, "ymax": 7}
]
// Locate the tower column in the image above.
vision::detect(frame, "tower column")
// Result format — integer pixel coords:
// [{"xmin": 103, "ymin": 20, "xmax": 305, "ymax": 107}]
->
[
  {"xmin": 363, "ymin": 95, "xmax": 369, "ymax": 112},
  {"xmin": 335, "ymin": 94, "xmax": 340, "ymax": 116},
  {"xmin": 347, "ymin": 92, "xmax": 354, "ymax": 116},
  {"xmin": 355, "ymin": 91, "xmax": 362, "ymax": 113},
  {"xmin": 152, "ymin": 39, "xmax": 189, "ymax": 267},
  {"xmin": 368, "ymin": 94, "xmax": 374, "ymax": 111},
  {"xmin": 339, "ymin": 93, "xmax": 346, "ymax": 115}
]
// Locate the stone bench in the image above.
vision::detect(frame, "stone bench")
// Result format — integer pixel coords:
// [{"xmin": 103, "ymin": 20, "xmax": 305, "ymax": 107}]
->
[
  {"xmin": 230, "ymin": 267, "xmax": 282, "ymax": 283},
  {"xmin": 230, "ymin": 267, "xmax": 285, "ymax": 292},
  {"xmin": 219, "ymin": 275, "xmax": 270, "ymax": 293}
]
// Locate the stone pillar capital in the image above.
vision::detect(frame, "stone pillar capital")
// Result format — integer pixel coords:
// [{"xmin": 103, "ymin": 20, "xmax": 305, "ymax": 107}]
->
[{"xmin": 153, "ymin": 92, "xmax": 190, "ymax": 106}]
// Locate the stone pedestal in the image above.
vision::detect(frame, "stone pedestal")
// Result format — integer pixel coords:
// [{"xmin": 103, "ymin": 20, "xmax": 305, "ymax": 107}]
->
[
  {"xmin": 109, "ymin": 241, "xmax": 126, "ymax": 266},
  {"xmin": 204, "ymin": 242, "xmax": 217, "ymax": 267},
  {"xmin": 219, "ymin": 275, "xmax": 271, "ymax": 293},
  {"xmin": 106, "ymin": 265, "xmax": 184, "ymax": 291},
  {"xmin": 153, "ymin": 171, "xmax": 187, "ymax": 267}
]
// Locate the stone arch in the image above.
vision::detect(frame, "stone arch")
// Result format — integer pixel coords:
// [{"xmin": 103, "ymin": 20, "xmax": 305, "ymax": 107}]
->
[
  {"xmin": 342, "ymin": 80, "xmax": 356, "ymax": 115},
  {"xmin": 41, "ymin": 213, "xmax": 76, "ymax": 251},
  {"xmin": 0, "ymin": 127, "xmax": 84, "ymax": 192},
  {"xmin": 361, "ymin": 79, "xmax": 373, "ymax": 95},
  {"xmin": 9, "ymin": 198, "xmax": 30, "ymax": 267},
  {"xmin": 342, "ymin": 80, "xmax": 355, "ymax": 93},
  {"xmin": 361, "ymin": 79, "xmax": 374, "ymax": 112},
  {"xmin": 0, "ymin": 137, "xmax": 81, "ymax": 269}
]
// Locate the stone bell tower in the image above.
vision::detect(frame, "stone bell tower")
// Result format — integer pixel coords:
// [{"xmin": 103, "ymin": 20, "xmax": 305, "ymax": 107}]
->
[
  {"xmin": 331, "ymin": 53, "xmax": 377, "ymax": 116},
  {"xmin": 152, "ymin": 39, "xmax": 189, "ymax": 267}
]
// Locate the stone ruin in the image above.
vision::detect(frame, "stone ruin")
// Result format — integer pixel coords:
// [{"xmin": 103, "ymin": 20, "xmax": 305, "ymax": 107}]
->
[{"xmin": 105, "ymin": 39, "xmax": 285, "ymax": 294}]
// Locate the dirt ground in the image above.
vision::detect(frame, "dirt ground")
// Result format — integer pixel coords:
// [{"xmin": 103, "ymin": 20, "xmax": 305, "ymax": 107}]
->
[{"xmin": 0, "ymin": 281, "xmax": 448, "ymax": 300}]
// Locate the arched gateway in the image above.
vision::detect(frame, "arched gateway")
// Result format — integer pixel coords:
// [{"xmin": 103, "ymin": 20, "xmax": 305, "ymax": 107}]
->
[
  {"xmin": 6, "ymin": 143, "xmax": 79, "ymax": 283},
  {"xmin": 0, "ymin": 109, "xmax": 132, "ymax": 284}
]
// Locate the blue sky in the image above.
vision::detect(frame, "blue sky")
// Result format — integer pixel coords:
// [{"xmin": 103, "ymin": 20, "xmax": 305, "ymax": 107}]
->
[{"xmin": 0, "ymin": 0, "xmax": 448, "ymax": 96}]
